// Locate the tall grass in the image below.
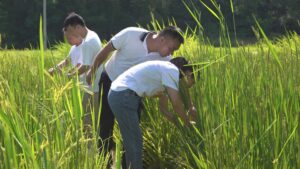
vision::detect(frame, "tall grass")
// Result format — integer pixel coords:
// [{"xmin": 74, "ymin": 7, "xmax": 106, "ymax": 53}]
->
[
  {"xmin": 140, "ymin": 33, "xmax": 300, "ymax": 168},
  {"xmin": 1, "ymin": 6, "xmax": 300, "ymax": 169},
  {"xmin": 0, "ymin": 18, "xmax": 109, "ymax": 168},
  {"xmin": 140, "ymin": 0, "xmax": 300, "ymax": 168}
]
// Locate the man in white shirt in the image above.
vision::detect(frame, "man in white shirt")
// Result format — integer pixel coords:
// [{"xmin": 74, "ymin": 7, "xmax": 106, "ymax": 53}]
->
[
  {"xmin": 86, "ymin": 26, "xmax": 184, "ymax": 168},
  {"xmin": 48, "ymin": 13, "xmax": 103, "ymax": 136},
  {"xmin": 108, "ymin": 57, "xmax": 197, "ymax": 169}
]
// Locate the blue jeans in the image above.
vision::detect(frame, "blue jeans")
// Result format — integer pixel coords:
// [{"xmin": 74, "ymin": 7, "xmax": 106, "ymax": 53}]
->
[{"xmin": 108, "ymin": 89, "xmax": 143, "ymax": 169}]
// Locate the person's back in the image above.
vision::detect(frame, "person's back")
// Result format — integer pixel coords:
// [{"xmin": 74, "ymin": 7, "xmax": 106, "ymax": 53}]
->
[
  {"xmin": 108, "ymin": 57, "xmax": 196, "ymax": 169},
  {"xmin": 111, "ymin": 60, "xmax": 179, "ymax": 97},
  {"xmin": 105, "ymin": 27, "xmax": 172, "ymax": 81}
]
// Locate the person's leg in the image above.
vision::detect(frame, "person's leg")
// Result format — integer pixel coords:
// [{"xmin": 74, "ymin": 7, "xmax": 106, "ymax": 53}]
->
[
  {"xmin": 92, "ymin": 92, "xmax": 100, "ymax": 129},
  {"xmin": 121, "ymin": 100, "xmax": 143, "ymax": 168},
  {"xmin": 82, "ymin": 92, "xmax": 100, "ymax": 149},
  {"xmin": 108, "ymin": 89, "xmax": 143, "ymax": 169},
  {"xmin": 98, "ymin": 71, "xmax": 116, "ymax": 166},
  {"xmin": 82, "ymin": 92, "xmax": 93, "ymax": 138},
  {"xmin": 137, "ymin": 100, "xmax": 144, "ymax": 121},
  {"xmin": 83, "ymin": 92, "xmax": 100, "ymax": 128}
]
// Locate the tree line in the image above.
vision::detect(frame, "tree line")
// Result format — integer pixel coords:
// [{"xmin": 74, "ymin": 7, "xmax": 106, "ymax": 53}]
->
[{"xmin": 0, "ymin": 0, "xmax": 299, "ymax": 49}]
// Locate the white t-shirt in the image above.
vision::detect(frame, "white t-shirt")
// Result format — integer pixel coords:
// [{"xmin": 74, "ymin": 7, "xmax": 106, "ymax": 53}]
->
[
  {"xmin": 110, "ymin": 61, "xmax": 179, "ymax": 97},
  {"xmin": 69, "ymin": 44, "xmax": 82, "ymax": 66},
  {"xmin": 105, "ymin": 27, "xmax": 172, "ymax": 81},
  {"xmin": 68, "ymin": 29, "xmax": 103, "ymax": 92}
]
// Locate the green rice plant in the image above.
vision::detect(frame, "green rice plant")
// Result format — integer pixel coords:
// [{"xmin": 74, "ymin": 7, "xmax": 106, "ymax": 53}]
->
[
  {"xmin": 137, "ymin": 2, "xmax": 300, "ymax": 168},
  {"xmin": 1, "ymin": 9, "xmax": 300, "ymax": 169},
  {"xmin": 0, "ymin": 19, "xmax": 110, "ymax": 169}
]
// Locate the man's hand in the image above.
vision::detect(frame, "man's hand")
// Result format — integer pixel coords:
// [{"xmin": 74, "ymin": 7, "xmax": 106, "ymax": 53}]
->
[
  {"xmin": 48, "ymin": 67, "xmax": 55, "ymax": 76},
  {"xmin": 188, "ymin": 106, "xmax": 197, "ymax": 122},
  {"xmin": 48, "ymin": 65, "xmax": 62, "ymax": 76}
]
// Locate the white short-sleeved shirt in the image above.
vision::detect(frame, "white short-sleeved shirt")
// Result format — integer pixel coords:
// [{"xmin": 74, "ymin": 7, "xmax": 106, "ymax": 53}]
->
[
  {"xmin": 105, "ymin": 27, "xmax": 172, "ymax": 81},
  {"xmin": 68, "ymin": 29, "xmax": 103, "ymax": 92},
  {"xmin": 110, "ymin": 61, "xmax": 179, "ymax": 97},
  {"xmin": 69, "ymin": 45, "xmax": 82, "ymax": 66}
]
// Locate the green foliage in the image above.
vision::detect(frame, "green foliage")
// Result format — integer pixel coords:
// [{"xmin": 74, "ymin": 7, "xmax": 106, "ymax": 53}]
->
[
  {"xmin": 140, "ymin": 30, "xmax": 300, "ymax": 168},
  {"xmin": 1, "ymin": 6, "xmax": 300, "ymax": 167},
  {"xmin": 1, "ymin": 30, "xmax": 300, "ymax": 168},
  {"xmin": 0, "ymin": 49, "xmax": 109, "ymax": 168},
  {"xmin": 0, "ymin": 0, "xmax": 299, "ymax": 49}
]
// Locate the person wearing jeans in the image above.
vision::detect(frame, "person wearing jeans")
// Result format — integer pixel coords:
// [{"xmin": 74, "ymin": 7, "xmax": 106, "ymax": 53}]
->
[
  {"xmin": 108, "ymin": 57, "xmax": 197, "ymax": 169},
  {"xmin": 86, "ymin": 26, "xmax": 184, "ymax": 168}
]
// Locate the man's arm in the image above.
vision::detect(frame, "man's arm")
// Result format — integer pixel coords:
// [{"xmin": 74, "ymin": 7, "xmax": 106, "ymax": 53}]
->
[
  {"xmin": 179, "ymin": 80, "xmax": 197, "ymax": 120},
  {"xmin": 48, "ymin": 58, "xmax": 70, "ymax": 76},
  {"xmin": 165, "ymin": 87, "xmax": 192, "ymax": 126},
  {"xmin": 179, "ymin": 80, "xmax": 193, "ymax": 108},
  {"xmin": 86, "ymin": 41, "xmax": 115, "ymax": 84},
  {"xmin": 67, "ymin": 64, "xmax": 90, "ymax": 77}
]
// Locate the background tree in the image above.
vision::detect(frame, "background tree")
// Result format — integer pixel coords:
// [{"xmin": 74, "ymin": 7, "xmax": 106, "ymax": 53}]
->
[{"xmin": 0, "ymin": 0, "xmax": 299, "ymax": 49}]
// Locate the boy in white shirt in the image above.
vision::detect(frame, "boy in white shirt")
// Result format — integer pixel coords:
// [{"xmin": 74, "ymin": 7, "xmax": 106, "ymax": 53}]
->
[
  {"xmin": 48, "ymin": 13, "xmax": 103, "ymax": 136},
  {"xmin": 86, "ymin": 26, "xmax": 184, "ymax": 167},
  {"xmin": 108, "ymin": 57, "xmax": 197, "ymax": 169}
]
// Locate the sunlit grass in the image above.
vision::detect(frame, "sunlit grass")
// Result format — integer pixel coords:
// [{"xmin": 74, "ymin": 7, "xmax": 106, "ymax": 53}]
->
[
  {"xmin": 140, "ymin": 33, "xmax": 300, "ymax": 168},
  {"xmin": 0, "ymin": 8, "xmax": 300, "ymax": 169}
]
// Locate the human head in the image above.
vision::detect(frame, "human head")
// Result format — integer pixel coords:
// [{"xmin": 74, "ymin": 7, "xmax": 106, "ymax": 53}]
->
[
  {"xmin": 157, "ymin": 26, "xmax": 184, "ymax": 57},
  {"xmin": 170, "ymin": 56, "xmax": 195, "ymax": 88},
  {"xmin": 62, "ymin": 12, "xmax": 86, "ymax": 46}
]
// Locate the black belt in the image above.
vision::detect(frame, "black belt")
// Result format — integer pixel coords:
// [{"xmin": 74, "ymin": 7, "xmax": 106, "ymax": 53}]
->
[{"xmin": 127, "ymin": 89, "xmax": 140, "ymax": 97}]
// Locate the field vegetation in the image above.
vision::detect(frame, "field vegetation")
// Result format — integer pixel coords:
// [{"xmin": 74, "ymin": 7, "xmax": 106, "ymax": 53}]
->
[{"xmin": 1, "ymin": 1, "xmax": 300, "ymax": 168}]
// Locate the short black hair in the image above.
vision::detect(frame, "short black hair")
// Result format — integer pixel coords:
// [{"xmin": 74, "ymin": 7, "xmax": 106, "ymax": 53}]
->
[
  {"xmin": 158, "ymin": 26, "xmax": 184, "ymax": 44},
  {"xmin": 63, "ymin": 12, "xmax": 85, "ymax": 31},
  {"xmin": 170, "ymin": 57, "xmax": 193, "ymax": 78}
]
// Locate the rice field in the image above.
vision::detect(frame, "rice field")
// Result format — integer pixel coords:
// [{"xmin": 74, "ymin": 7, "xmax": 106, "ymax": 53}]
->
[{"xmin": 0, "ymin": 27, "xmax": 300, "ymax": 169}]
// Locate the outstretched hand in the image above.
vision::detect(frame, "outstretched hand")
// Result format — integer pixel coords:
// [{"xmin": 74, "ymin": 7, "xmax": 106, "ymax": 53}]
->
[
  {"xmin": 185, "ymin": 106, "xmax": 197, "ymax": 127},
  {"xmin": 188, "ymin": 106, "xmax": 197, "ymax": 121},
  {"xmin": 48, "ymin": 66, "xmax": 62, "ymax": 76},
  {"xmin": 48, "ymin": 68, "xmax": 55, "ymax": 76}
]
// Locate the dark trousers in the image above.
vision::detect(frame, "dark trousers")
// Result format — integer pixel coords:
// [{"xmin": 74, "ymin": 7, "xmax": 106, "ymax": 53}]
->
[{"xmin": 98, "ymin": 71, "xmax": 142, "ymax": 169}]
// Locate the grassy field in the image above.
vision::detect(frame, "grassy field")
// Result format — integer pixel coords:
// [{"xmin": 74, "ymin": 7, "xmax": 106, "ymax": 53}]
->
[{"xmin": 0, "ymin": 30, "xmax": 300, "ymax": 169}]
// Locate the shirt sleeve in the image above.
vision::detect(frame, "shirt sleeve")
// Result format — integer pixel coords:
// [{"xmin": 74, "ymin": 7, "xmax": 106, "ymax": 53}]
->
[
  {"xmin": 161, "ymin": 68, "xmax": 179, "ymax": 91},
  {"xmin": 110, "ymin": 28, "xmax": 129, "ymax": 50}
]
